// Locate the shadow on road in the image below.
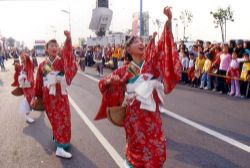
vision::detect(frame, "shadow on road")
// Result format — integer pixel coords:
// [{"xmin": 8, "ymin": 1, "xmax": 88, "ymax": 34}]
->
[
  {"xmin": 23, "ymin": 112, "xmax": 54, "ymax": 155},
  {"xmin": 167, "ymin": 138, "xmax": 242, "ymax": 168},
  {"xmin": 23, "ymin": 112, "xmax": 98, "ymax": 168},
  {"xmin": 58, "ymin": 145, "xmax": 98, "ymax": 168}
]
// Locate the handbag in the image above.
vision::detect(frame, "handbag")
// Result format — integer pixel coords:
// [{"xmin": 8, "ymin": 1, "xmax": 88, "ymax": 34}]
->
[
  {"xmin": 106, "ymin": 106, "xmax": 126, "ymax": 127},
  {"xmin": 11, "ymin": 87, "xmax": 23, "ymax": 96},
  {"xmin": 32, "ymin": 97, "xmax": 45, "ymax": 111}
]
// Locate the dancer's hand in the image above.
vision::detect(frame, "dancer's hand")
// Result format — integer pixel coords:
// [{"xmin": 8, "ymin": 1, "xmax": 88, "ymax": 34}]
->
[
  {"xmin": 164, "ymin": 6, "xmax": 172, "ymax": 20},
  {"xmin": 64, "ymin": 30, "xmax": 71, "ymax": 40},
  {"xmin": 30, "ymin": 97, "xmax": 38, "ymax": 108},
  {"xmin": 106, "ymin": 75, "xmax": 120, "ymax": 84},
  {"xmin": 153, "ymin": 32, "xmax": 157, "ymax": 39}
]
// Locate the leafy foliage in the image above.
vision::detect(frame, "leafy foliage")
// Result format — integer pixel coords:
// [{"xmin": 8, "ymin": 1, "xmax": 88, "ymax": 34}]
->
[{"xmin": 210, "ymin": 6, "xmax": 234, "ymax": 42}]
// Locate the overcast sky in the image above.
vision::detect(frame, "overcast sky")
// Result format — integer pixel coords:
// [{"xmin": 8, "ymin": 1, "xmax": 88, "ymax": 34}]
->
[{"xmin": 0, "ymin": 0, "xmax": 249, "ymax": 48}]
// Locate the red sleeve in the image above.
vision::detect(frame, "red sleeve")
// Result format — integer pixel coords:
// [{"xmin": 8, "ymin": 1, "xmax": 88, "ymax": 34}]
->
[
  {"xmin": 33, "ymin": 62, "xmax": 44, "ymax": 98},
  {"xmin": 153, "ymin": 21, "xmax": 182, "ymax": 94},
  {"xmin": 25, "ymin": 57, "xmax": 34, "ymax": 86},
  {"xmin": 61, "ymin": 38, "xmax": 78, "ymax": 85},
  {"xmin": 95, "ymin": 65, "xmax": 131, "ymax": 120},
  {"xmin": 11, "ymin": 64, "xmax": 21, "ymax": 87}
]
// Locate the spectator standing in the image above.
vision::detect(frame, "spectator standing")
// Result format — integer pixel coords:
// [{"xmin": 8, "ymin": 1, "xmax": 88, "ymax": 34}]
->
[
  {"xmin": 187, "ymin": 53, "xmax": 195, "ymax": 85},
  {"xmin": 216, "ymin": 44, "xmax": 231, "ymax": 94},
  {"xmin": 194, "ymin": 51, "xmax": 205, "ymax": 87},
  {"xmin": 240, "ymin": 53, "xmax": 250, "ymax": 98},
  {"xmin": 227, "ymin": 51, "xmax": 242, "ymax": 97},
  {"xmin": 200, "ymin": 52, "xmax": 212, "ymax": 90}
]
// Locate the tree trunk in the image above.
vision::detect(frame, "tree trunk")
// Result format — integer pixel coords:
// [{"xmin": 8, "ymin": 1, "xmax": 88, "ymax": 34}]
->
[
  {"xmin": 220, "ymin": 22, "xmax": 225, "ymax": 43},
  {"xmin": 183, "ymin": 26, "xmax": 186, "ymax": 41},
  {"xmin": 224, "ymin": 20, "xmax": 227, "ymax": 42}
]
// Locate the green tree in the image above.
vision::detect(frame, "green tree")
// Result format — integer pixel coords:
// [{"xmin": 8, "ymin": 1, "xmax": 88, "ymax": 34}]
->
[
  {"xmin": 180, "ymin": 10, "xmax": 193, "ymax": 41},
  {"xmin": 210, "ymin": 6, "xmax": 234, "ymax": 43}
]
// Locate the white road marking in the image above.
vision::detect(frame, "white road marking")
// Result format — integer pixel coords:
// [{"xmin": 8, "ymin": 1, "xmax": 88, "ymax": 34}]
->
[
  {"xmin": 161, "ymin": 109, "xmax": 250, "ymax": 153},
  {"xmin": 68, "ymin": 96, "xmax": 124, "ymax": 168},
  {"xmin": 78, "ymin": 71, "xmax": 250, "ymax": 154}
]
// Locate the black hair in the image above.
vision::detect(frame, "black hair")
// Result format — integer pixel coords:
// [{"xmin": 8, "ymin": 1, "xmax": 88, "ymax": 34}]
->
[
  {"xmin": 125, "ymin": 50, "xmax": 133, "ymax": 62},
  {"xmin": 125, "ymin": 36, "xmax": 136, "ymax": 47},
  {"xmin": 189, "ymin": 52, "xmax": 194, "ymax": 56},
  {"xmin": 244, "ymin": 40, "xmax": 250, "ymax": 49},
  {"xmin": 46, "ymin": 39, "xmax": 58, "ymax": 49},
  {"xmin": 124, "ymin": 36, "xmax": 136, "ymax": 62}
]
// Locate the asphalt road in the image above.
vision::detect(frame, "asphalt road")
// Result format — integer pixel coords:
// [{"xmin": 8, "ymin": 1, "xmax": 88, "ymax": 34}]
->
[{"xmin": 0, "ymin": 58, "xmax": 249, "ymax": 168}]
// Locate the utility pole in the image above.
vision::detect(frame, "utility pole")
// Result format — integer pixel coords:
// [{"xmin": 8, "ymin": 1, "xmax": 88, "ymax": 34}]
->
[{"xmin": 140, "ymin": 0, "xmax": 143, "ymax": 37}]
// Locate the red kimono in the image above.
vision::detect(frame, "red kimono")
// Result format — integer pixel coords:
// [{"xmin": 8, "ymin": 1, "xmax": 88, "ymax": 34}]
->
[
  {"xmin": 33, "ymin": 38, "xmax": 77, "ymax": 148},
  {"xmin": 96, "ymin": 21, "xmax": 182, "ymax": 168},
  {"xmin": 12, "ymin": 56, "xmax": 34, "ymax": 105}
]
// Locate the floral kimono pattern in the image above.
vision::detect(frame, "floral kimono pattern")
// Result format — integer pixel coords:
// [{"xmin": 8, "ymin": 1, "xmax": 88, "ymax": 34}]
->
[
  {"xmin": 33, "ymin": 38, "xmax": 77, "ymax": 148},
  {"xmin": 96, "ymin": 21, "xmax": 182, "ymax": 168}
]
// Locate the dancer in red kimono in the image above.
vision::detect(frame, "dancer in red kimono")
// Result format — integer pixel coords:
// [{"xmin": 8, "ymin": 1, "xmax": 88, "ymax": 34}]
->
[
  {"xmin": 31, "ymin": 31, "xmax": 77, "ymax": 159},
  {"xmin": 95, "ymin": 7, "xmax": 182, "ymax": 168},
  {"xmin": 12, "ymin": 51, "xmax": 35, "ymax": 123}
]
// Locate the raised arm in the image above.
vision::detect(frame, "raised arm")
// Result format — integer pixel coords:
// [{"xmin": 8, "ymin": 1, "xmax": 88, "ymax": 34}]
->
[
  {"xmin": 61, "ymin": 30, "xmax": 78, "ymax": 85},
  {"xmin": 146, "ymin": 6, "xmax": 182, "ymax": 93}
]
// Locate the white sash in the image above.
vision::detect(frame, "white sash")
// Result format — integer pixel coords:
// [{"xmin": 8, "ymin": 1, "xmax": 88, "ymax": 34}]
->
[
  {"xmin": 43, "ymin": 71, "xmax": 68, "ymax": 96},
  {"xmin": 126, "ymin": 73, "xmax": 165, "ymax": 113},
  {"xmin": 18, "ymin": 71, "xmax": 31, "ymax": 88}
]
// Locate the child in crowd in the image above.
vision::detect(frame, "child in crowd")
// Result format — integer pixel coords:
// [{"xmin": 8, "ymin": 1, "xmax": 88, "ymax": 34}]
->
[
  {"xmin": 200, "ymin": 52, "xmax": 212, "ymax": 90},
  {"xmin": 194, "ymin": 51, "xmax": 205, "ymax": 87},
  {"xmin": 227, "ymin": 51, "xmax": 242, "ymax": 97},
  {"xmin": 240, "ymin": 53, "xmax": 250, "ymax": 98},
  {"xmin": 187, "ymin": 53, "xmax": 195, "ymax": 85}
]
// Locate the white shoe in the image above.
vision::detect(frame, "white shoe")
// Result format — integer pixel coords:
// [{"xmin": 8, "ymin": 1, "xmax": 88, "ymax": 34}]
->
[
  {"xmin": 56, "ymin": 147, "xmax": 72, "ymax": 159},
  {"xmin": 25, "ymin": 115, "xmax": 34, "ymax": 123}
]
